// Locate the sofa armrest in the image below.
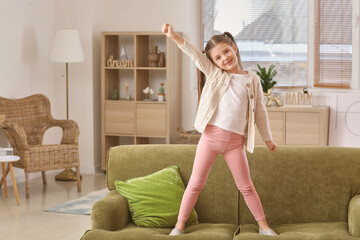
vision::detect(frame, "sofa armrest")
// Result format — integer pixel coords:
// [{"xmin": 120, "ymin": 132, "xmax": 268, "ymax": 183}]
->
[
  {"xmin": 349, "ymin": 194, "xmax": 360, "ymax": 237},
  {"xmin": 91, "ymin": 190, "xmax": 130, "ymax": 231}
]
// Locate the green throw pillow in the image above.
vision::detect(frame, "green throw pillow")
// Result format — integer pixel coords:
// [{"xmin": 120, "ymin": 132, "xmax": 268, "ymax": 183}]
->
[{"xmin": 114, "ymin": 165, "xmax": 198, "ymax": 228}]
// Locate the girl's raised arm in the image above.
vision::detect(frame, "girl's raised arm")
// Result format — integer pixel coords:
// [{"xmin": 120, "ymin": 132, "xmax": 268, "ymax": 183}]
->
[
  {"xmin": 161, "ymin": 23, "xmax": 215, "ymax": 77},
  {"xmin": 161, "ymin": 23, "xmax": 184, "ymax": 46}
]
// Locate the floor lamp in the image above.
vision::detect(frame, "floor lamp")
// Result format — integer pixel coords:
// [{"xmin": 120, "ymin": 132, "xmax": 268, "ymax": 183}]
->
[{"xmin": 51, "ymin": 29, "xmax": 84, "ymax": 181}]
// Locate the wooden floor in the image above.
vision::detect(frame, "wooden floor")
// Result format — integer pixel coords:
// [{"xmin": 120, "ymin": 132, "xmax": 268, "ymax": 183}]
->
[{"xmin": 0, "ymin": 171, "xmax": 107, "ymax": 240}]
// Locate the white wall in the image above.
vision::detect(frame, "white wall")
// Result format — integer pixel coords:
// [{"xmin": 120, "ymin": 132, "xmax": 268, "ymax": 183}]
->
[{"xmin": 0, "ymin": 0, "xmax": 57, "ymax": 184}]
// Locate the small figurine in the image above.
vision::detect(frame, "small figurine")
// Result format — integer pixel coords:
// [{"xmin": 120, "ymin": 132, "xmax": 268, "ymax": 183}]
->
[
  {"xmin": 143, "ymin": 86, "xmax": 155, "ymax": 101},
  {"xmin": 264, "ymin": 89, "xmax": 281, "ymax": 107},
  {"xmin": 124, "ymin": 80, "xmax": 131, "ymax": 100},
  {"xmin": 120, "ymin": 45, "xmax": 128, "ymax": 60}
]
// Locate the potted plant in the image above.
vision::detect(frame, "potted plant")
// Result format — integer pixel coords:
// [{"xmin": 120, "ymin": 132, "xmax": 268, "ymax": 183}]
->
[
  {"xmin": 256, "ymin": 64, "xmax": 280, "ymax": 107},
  {"xmin": 256, "ymin": 64, "xmax": 278, "ymax": 93},
  {"xmin": 157, "ymin": 83, "xmax": 165, "ymax": 102}
]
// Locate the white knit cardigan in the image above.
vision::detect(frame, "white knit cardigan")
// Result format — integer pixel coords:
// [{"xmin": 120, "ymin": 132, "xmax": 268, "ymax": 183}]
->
[{"xmin": 179, "ymin": 40, "xmax": 273, "ymax": 153}]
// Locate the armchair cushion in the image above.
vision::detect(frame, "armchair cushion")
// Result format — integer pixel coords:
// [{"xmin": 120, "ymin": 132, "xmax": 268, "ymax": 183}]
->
[{"xmin": 114, "ymin": 165, "xmax": 198, "ymax": 228}]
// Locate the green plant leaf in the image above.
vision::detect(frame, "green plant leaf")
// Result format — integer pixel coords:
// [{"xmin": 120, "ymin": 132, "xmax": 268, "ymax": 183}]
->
[{"xmin": 255, "ymin": 64, "xmax": 278, "ymax": 93}]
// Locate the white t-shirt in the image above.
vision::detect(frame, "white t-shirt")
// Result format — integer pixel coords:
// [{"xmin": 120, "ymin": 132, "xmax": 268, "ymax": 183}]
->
[{"xmin": 208, "ymin": 73, "xmax": 249, "ymax": 135}]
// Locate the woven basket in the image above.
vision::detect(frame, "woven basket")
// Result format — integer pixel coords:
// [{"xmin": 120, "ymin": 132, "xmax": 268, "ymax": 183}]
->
[{"xmin": 176, "ymin": 127, "xmax": 201, "ymax": 145}]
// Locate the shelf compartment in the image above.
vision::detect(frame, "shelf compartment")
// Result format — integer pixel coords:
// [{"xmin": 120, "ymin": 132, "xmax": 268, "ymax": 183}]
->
[
  {"xmin": 135, "ymin": 137, "xmax": 166, "ymax": 144},
  {"xmin": 105, "ymin": 69, "xmax": 134, "ymax": 100},
  {"xmin": 135, "ymin": 69, "xmax": 166, "ymax": 101},
  {"xmin": 104, "ymin": 35, "xmax": 134, "ymax": 68},
  {"xmin": 135, "ymin": 35, "xmax": 166, "ymax": 68}
]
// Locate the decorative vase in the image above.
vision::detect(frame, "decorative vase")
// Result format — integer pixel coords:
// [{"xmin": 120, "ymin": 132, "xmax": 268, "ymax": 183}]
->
[
  {"xmin": 147, "ymin": 45, "xmax": 160, "ymax": 67},
  {"xmin": 111, "ymin": 87, "xmax": 119, "ymax": 100},
  {"xmin": 159, "ymin": 51, "xmax": 165, "ymax": 67}
]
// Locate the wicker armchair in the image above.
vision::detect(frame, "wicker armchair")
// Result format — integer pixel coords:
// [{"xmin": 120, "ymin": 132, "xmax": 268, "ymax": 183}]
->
[{"xmin": 0, "ymin": 94, "xmax": 81, "ymax": 198}]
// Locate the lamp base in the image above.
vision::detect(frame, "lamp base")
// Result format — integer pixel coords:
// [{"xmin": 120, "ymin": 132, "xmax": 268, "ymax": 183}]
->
[{"xmin": 55, "ymin": 168, "xmax": 81, "ymax": 181}]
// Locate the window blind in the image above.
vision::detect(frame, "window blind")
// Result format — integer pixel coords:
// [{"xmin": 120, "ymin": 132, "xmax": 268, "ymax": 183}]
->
[
  {"xmin": 202, "ymin": 0, "xmax": 308, "ymax": 87},
  {"xmin": 314, "ymin": 0, "xmax": 352, "ymax": 88}
]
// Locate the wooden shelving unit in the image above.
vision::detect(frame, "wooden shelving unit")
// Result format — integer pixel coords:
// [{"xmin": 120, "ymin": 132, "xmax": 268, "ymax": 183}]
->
[{"xmin": 101, "ymin": 32, "xmax": 182, "ymax": 170}]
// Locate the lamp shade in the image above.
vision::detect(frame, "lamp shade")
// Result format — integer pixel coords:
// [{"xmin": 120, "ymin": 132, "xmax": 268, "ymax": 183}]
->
[{"xmin": 51, "ymin": 29, "xmax": 84, "ymax": 63}]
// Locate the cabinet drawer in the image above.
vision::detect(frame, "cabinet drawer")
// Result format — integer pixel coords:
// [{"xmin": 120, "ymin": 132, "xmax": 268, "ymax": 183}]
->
[
  {"xmin": 285, "ymin": 112, "xmax": 320, "ymax": 146},
  {"xmin": 105, "ymin": 102, "xmax": 134, "ymax": 134},
  {"xmin": 136, "ymin": 103, "xmax": 166, "ymax": 136}
]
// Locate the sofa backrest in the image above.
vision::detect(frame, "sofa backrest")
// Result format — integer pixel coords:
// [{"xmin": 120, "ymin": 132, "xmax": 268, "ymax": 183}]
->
[
  {"xmin": 107, "ymin": 144, "xmax": 239, "ymax": 225},
  {"xmin": 241, "ymin": 146, "xmax": 360, "ymax": 226}
]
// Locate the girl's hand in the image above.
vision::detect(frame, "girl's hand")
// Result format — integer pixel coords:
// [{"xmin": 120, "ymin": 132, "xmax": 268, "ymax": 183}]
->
[
  {"xmin": 161, "ymin": 23, "xmax": 184, "ymax": 46},
  {"xmin": 265, "ymin": 141, "xmax": 277, "ymax": 152},
  {"xmin": 161, "ymin": 23, "xmax": 175, "ymax": 38}
]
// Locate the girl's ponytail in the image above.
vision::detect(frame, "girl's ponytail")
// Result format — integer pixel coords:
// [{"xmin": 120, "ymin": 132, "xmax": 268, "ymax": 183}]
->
[{"xmin": 222, "ymin": 32, "xmax": 235, "ymax": 42}]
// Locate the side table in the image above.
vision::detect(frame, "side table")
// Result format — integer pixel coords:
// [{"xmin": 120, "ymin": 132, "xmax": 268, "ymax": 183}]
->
[{"xmin": 0, "ymin": 155, "xmax": 20, "ymax": 205}]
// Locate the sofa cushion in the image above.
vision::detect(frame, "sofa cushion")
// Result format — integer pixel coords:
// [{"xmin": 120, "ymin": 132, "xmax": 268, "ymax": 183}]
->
[
  {"xmin": 114, "ymin": 165, "xmax": 198, "ymax": 228},
  {"xmin": 234, "ymin": 222, "xmax": 355, "ymax": 240},
  {"xmin": 81, "ymin": 223, "xmax": 238, "ymax": 240}
]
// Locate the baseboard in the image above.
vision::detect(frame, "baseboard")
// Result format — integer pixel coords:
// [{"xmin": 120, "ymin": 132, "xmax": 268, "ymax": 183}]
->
[
  {"xmin": 4, "ymin": 165, "xmax": 101, "ymax": 187},
  {"xmin": 4, "ymin": 169, "xmax": 63, "ymax": 187}
]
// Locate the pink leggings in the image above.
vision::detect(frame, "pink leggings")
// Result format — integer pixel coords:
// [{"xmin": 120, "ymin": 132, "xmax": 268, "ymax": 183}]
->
[{"xmin": 178, "ymin": 124, "xmax": 266, "ymax": 223}]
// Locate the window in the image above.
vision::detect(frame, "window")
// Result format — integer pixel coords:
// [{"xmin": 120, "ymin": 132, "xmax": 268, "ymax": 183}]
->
[
  {"xmin": 202, "ymin": 0, "xmax": 354, "ymax": 89},
  {"xmin": 314, "ymin": 0, "xmax": 352, "ymax": 88}
]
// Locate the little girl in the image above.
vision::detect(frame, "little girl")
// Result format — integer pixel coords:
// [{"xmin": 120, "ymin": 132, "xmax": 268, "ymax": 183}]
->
[{"xmin": 161, "ymin": 23, "xmax": 278, "ymax": 236}]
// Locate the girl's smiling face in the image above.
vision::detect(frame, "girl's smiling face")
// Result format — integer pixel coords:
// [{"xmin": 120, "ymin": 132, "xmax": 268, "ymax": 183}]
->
[{"xmin": 209, "ymin": 42, "xmax": 241, "ymax": 74}]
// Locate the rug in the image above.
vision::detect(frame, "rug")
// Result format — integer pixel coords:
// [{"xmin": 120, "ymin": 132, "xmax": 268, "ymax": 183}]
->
[{"xmin": 45, "ymin": 188, "xmax": 109, "ymax": 215}]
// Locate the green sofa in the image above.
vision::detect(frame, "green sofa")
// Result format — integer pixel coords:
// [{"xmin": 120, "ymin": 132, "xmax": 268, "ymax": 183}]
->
[{"xmin": 81, "ymin": 144, "xmax": 360, "ymax": 240}]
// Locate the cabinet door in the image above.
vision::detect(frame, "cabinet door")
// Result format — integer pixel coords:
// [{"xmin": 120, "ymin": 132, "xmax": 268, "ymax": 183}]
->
[
  {"xmin": 105, "ymin": 102, "xmax": 134, "ymax": 134},
  {"xmin": 136, "ymin": 103, "xmax": 166, "ymax": 137},
  {"xmin": 255, "ymin": 111, "xmax": 284, "ymax": 145},
  {"xmin": 268, "ymin": 111, "xmax": 285, "ymax": 145},
  {"xmin": 285, "ymin": 112, "xmax": 320, "ymax": 146}
]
